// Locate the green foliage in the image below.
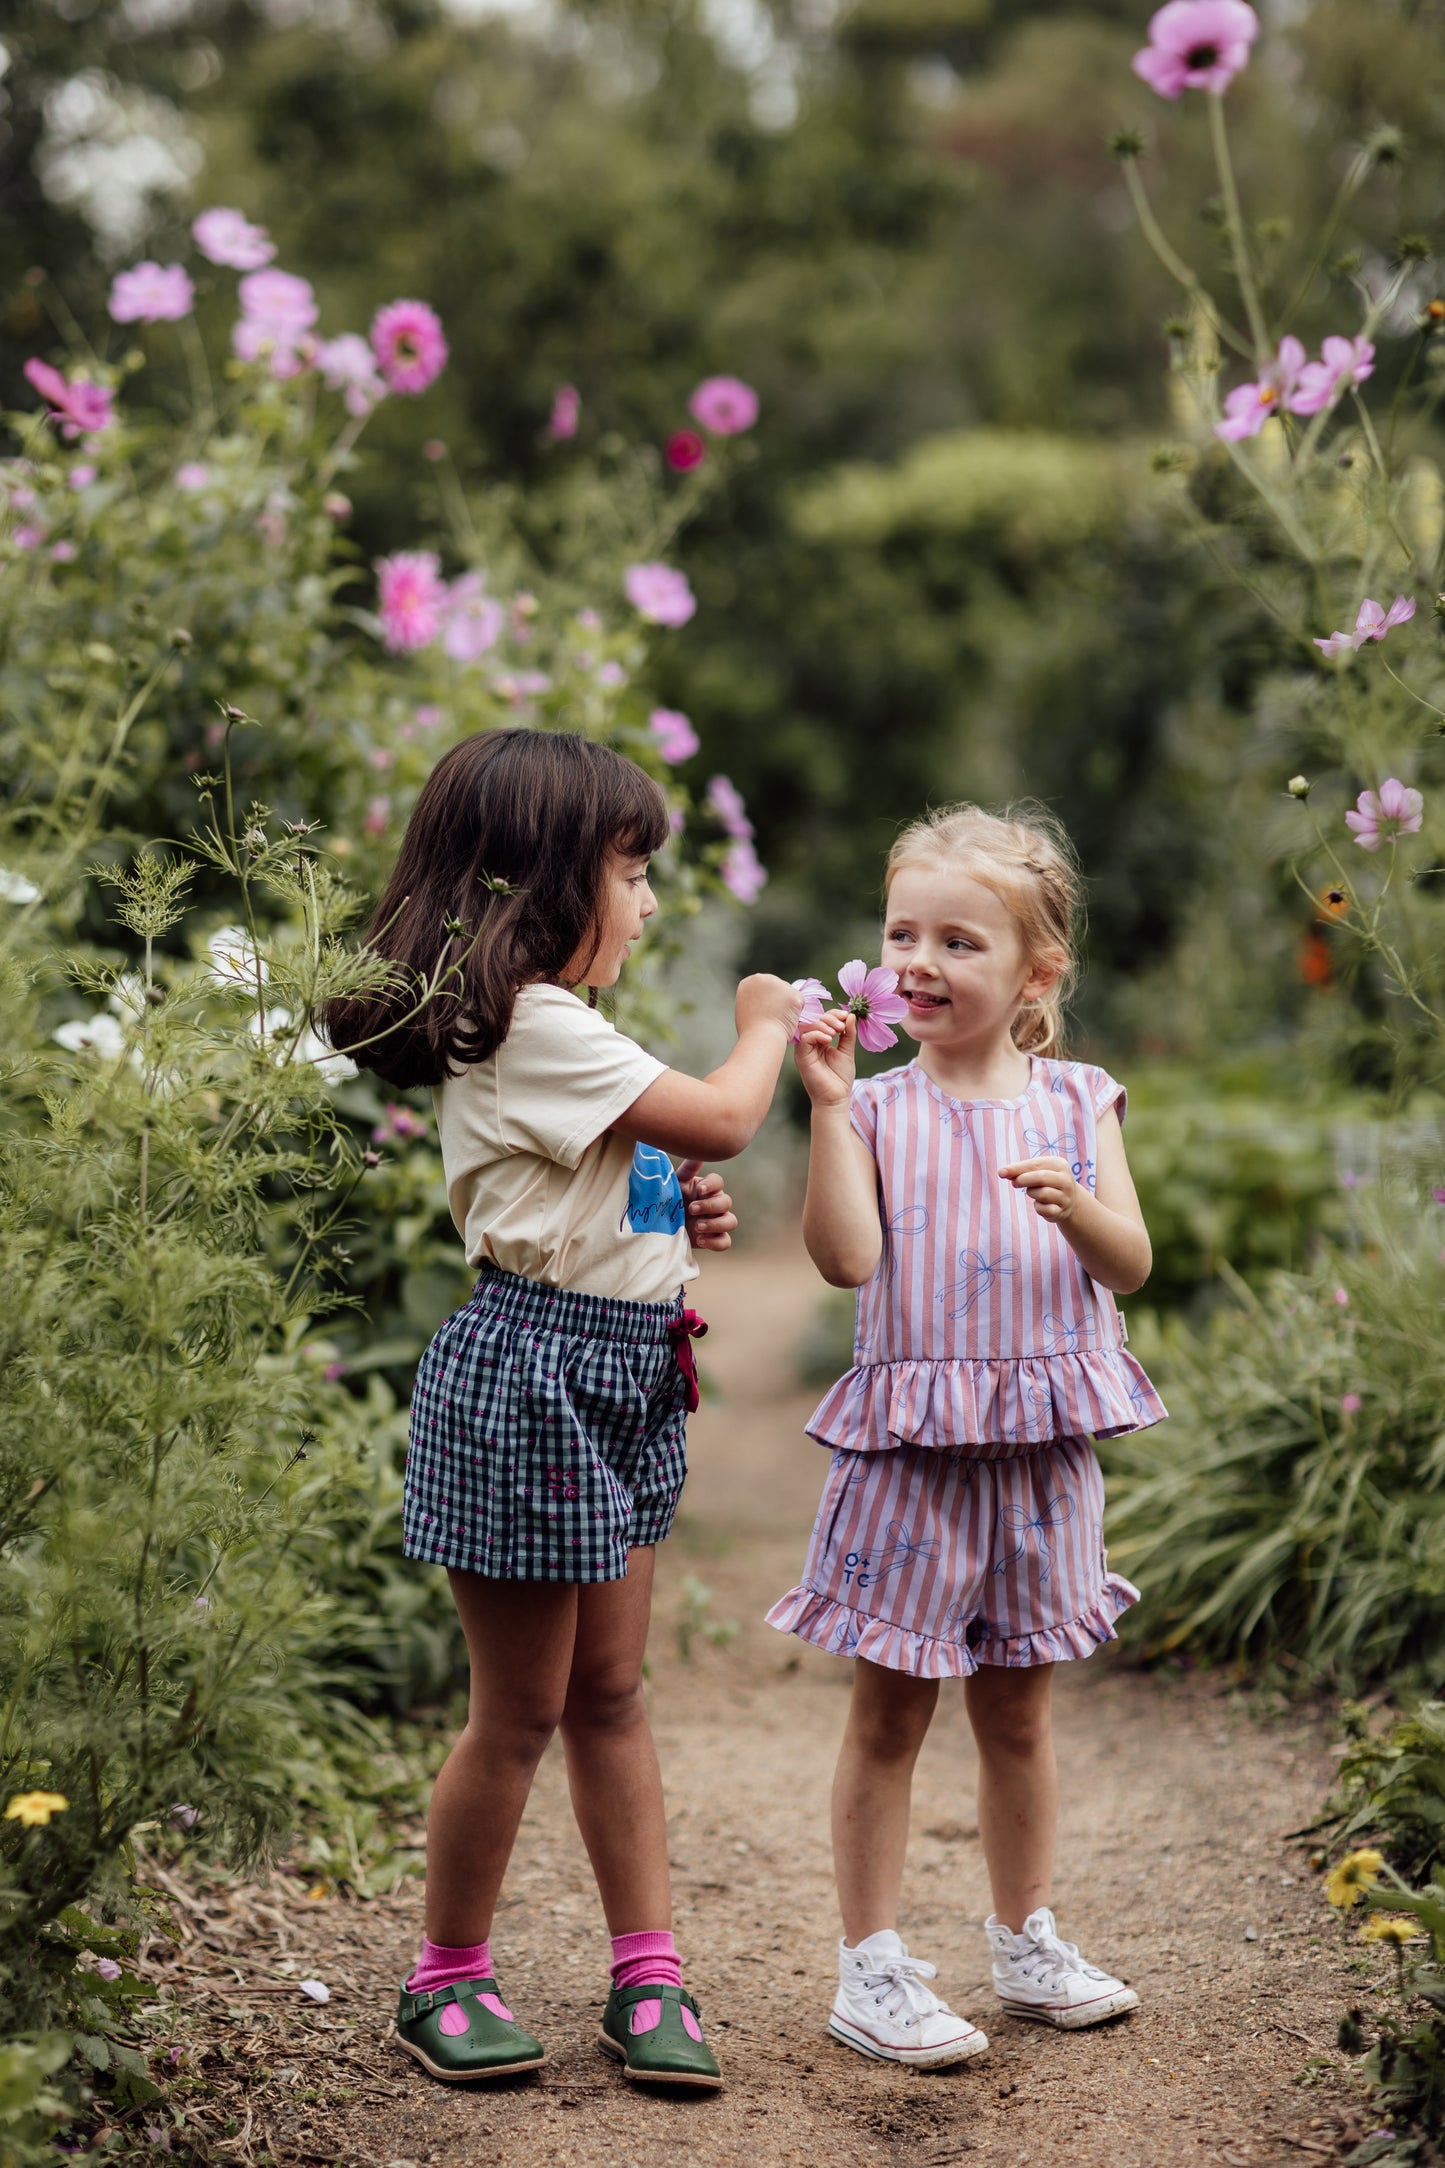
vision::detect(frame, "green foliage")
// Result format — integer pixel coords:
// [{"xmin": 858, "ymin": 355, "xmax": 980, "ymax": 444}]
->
[{"xmin": 1104, "ymin": 1176, "xmax": 1445, "ymax": 1690}]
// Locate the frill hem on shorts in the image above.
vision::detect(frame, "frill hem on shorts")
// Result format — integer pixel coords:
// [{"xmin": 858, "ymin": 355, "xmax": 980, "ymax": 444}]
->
[
  {"xmin": 762, "ymin": 1572, "xmax": 1140, "ymax": 1680},
  {"xmin": 807, "ymin": 1350, "xmax": 1165, "ymax": 1455}
]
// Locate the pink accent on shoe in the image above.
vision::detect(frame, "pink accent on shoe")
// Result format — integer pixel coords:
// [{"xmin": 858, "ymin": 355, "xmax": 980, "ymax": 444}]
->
[
  {"xmin": 681, "ymin": 2003, "xmax": 703, "ymax": 2041},
  {"xmin": 405, "ymin": 1936, "xmax": 492, "ymax": 1994},
  {"xmin": 610, "ymin": 1930, "xmax": 682, "ymax": 1992},
  {"xmin": 438, "ymin": 2002, "xmax": 470, "ymax": 2036},
  {"xmin": 480, "ymin": 1992, "xmax": 514, "ymax": 2021},
  {"xmin": 630, "ymin": 1998, "xmax": 663, "ymax": 2036}
]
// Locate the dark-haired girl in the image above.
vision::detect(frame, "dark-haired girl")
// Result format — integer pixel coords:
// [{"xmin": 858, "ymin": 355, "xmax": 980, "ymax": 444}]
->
[{"xmin": 328, "ymin": 729, "xmax": 801, "ymax": 2092}]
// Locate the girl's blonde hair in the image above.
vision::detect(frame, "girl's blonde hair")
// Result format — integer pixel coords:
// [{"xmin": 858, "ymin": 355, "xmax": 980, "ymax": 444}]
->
[{"xmin": 884, "ymin": 802, "xmax": 1083, "ymax": 1057}]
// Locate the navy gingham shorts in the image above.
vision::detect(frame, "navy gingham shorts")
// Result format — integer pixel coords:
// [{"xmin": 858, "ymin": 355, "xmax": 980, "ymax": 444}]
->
[{"xmin": 402, "ymin": 1264, "xmax": 691, "ymax": 1583}]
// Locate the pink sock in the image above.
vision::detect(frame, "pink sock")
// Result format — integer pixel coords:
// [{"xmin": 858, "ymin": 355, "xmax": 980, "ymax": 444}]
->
[
  {"xmin": 610, "ymin": 1932, "xmax": 701, "ymax": 2040},
  {"xmin": 405, "ymin": 1938, "xmax": 512, "ymax": 2035}
]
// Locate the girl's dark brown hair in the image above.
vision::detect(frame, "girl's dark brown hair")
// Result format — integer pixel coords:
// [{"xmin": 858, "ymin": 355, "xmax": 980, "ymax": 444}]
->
[{"xmin": 326, "ymin": 729, "xmax": 670, "ymax": 1088}]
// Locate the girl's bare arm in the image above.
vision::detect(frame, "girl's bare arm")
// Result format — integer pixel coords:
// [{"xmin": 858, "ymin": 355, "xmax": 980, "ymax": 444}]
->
[
  {"xmin": 796, "ymin": 1012, "xmax": 884, "ymax": 1288},
  {"xmin": 1000, "ymin": 1109, "xmax": 1152, "ymax": 1294},
  {"xmin": 611, "ymin": 974, "xmax": 802, "ymax": 1161}
]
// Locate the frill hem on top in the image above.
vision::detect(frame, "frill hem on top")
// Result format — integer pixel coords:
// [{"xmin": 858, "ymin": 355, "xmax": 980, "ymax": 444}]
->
[
  {"xmin": 762, "ymin": 1573, "xmax": 1140, "ymax": 1680},
  {"xmin": 807, "ymin": 1349, "xmax": 1165, "ymax": 1455}
]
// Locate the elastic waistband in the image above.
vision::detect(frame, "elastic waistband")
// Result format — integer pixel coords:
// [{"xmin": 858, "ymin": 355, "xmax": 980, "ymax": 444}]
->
[{"xmin": 469, "ymin": 1262, "xmax": 685, "ymax": 1343}]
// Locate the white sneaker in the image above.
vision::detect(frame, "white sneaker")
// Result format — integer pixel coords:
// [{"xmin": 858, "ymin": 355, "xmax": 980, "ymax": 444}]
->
[
  {"xmin": 987, "ymin": 1907, "xmax": 1139, "ymax": 2030},
  {"xmin": 828, "ymin": 1929, "xmax": 989, "ymax": 2068}
]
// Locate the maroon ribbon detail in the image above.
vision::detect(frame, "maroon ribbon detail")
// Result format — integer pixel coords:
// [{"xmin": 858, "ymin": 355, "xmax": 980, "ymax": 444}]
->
[{"xmin": 667, "ymin": 1309, "xmax": 709, "ymax": 1413}]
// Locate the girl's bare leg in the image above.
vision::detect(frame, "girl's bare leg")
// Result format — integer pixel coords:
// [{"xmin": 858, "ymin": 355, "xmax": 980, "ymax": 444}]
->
[
  {"xmin": 559, "ymin": 1546, "xmax": 672, "ymax": 1933},
  {"xmin": 424, "ymin": 1572, "xmax": 578, "ymax": 1947},
  {"xmin": 963, "ymin": 1663, "xmax": 1057, "ymax": 1932},
  {"xmin": 831, "ymin": 1658, "xmax": 940, "ymax": 1943}
]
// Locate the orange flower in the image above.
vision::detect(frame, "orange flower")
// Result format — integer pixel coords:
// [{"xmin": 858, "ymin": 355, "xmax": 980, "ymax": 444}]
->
[
  {"xmin": 1298, "ymin": 931, "xmax": 1333, "ymax": 987},
  {"xmin": 1316, "ymin": 885, "xmax": 1350, "ymax": 921}
]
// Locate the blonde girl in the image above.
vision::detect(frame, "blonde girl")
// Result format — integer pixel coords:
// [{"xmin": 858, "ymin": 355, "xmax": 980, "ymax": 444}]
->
[{"xmin": 769, "ymin": 803, "xmax": 1165, "ymax": 2066}]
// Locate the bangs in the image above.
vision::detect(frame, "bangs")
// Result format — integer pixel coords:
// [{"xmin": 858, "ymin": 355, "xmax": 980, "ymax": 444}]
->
[{"xmin": 613, "ymin": 766, "xmax": 672, "ymax": 859}]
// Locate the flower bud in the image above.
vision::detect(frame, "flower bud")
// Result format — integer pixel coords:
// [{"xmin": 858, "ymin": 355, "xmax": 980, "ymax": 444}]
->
[
  {"xmin": 1365, "ymin": 125, "xmax": 1403, "ymax": 167},
  {"xmin": 322, "ymin": 492, "xmax": 351, "ymax": 521},
  {"xmin": 1396, "ymin": 232, "xmax": 1432, "ymax": 264},
  {"xmin": 169, "ymin": 627, "xmax": 193, "ymax": 648},
  {"xmin": 224, "ymin": 703, "xmax": 247, "ymax": 722},
  {"xmin": 1286, "ymin": 775, "xmax": 1311, "ymax": 798},
  {"xmin": 1108, "ymin": 128, "xmax": 1144, "ymax": 160}
]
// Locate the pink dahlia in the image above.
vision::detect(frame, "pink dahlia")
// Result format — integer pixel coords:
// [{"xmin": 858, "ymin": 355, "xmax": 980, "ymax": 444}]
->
[
  {"xmin": 234, "ymin": 269, "xmax": 317, "ymax": 377},
  {"xmin": 23, "ymin": 358, "xmax": 115, "ymax": 440},
  {"xmin": 548, "ymin": 384, "xmax": 580, "ymax": 440},
  {"xmin": 317, "ymin": 333, "xmax": 386, "ymax": 417},
  {"xmin": 649, "ymin": 708, "xmax": 700, "ymax": 762},
  {"xmin": 1215, "ymin": 336, "xmax": 1305, "ymax": 442},
  {"xmin": 667, "ymin": 429, "xmax": 707, "ymax": 472},
  {"xmin": 1315, "ymin": 594, "xmax": 1415, "ymax": 658},
  {"xmin": 1288, "ymin": 335, "xmax": 1376, "ymax": 417},
  {"xmin": 1345, "ymin": 779, "xmax": 1425, "ymax": 851},
  {"xmin": 625, "ymin": 561, "xmax": 696, "ymax": 627},
  {"xmin": 837, "ymin": 958, "xmax": 910, "ymax": 1054},
  {"xmin": 441, "ymin": 572, "xmax": 505, "ymax": 663},
  {"xmin": 721, "ymin": 837, "xmax": 767, "ymax": 904},
  {"xmin": 689, "ymin": 376, "xmax": 759, "ymax": 435},
  {"xmin": 1131, "ymin": 0, "xmax": 1259, "ymax": 98},
  {"xmin": 375, "ymin": 550, "xmax": 446, "ymax": 653},
  {"xmin": 109, "ymin": 261, "xmax": 194, "ymax": 324},
  {"xmin": 706, "ymin": 773, "xmax": 753, "ymax": 839},
  {"xmin": 370, "ymin": 300, "xmax": 448, "ymax": 395},
  {"xmin": 193, "ymin": 208, "xmax": 275, "ymax": 270}
]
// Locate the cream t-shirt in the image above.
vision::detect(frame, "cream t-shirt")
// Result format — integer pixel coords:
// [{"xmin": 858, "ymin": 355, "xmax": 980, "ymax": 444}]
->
[{"xmin": 433, "ymin": 983, "xmax": 696, "ymax": 1304}]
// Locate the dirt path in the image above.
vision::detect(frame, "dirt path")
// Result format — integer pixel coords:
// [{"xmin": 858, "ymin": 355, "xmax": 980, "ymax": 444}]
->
[{"xmin": 177, "ymin": 1238, "xmax": 1378, "ymax": 2168}]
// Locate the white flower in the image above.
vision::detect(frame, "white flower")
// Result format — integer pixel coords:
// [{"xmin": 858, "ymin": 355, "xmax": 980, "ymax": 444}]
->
[
  {"xmin": 0, "ymin": 867, "xmax": 40, "ymax": 904},
  {"xmin": 248, "ymin": 1007, "xmax": 357, "ymax": 1083},
  {"xmin": 54, "ymin": 1013, "xmax": 127, "ymax": 1059},
  {"xmin": 206, "ymin": 925, "xmax": 268, "ymax": 989}
]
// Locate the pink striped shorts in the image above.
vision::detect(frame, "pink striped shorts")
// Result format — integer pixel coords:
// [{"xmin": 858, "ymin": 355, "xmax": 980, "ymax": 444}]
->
[{"xmin": 766, "ymin": 1439, "xmax": 1139, "ymax": 1679}]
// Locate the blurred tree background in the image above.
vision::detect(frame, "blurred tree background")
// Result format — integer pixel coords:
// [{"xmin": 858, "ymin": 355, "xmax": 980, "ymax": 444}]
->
[{"xmin": 6, "ymin": 0, "xmax": 1442, "ymax": 1056}]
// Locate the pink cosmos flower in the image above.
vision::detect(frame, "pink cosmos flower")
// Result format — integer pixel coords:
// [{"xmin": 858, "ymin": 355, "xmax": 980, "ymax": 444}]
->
[
  {"xmin": 548, "ymin": 384, "xmax": 581, "ymax": 440},
  {"xmin": 790, "ymin": 976, "xmax": 835, "ymax": 1040},
  {"xmin": 1430, "ymin": 1187, "xmax": 1445, "ymax": 1207},
  {"xmin": 23, "ymin": 358, "xmax": 115, "ymax": 440},
  {"xmin": 234, "ymin": 269, "xmax": 317, "ymax": 377},
  {"xmin": 706, "ymin": 774, "xmax": 753, "ymax": 839},
  {"xmin": 721, "ymin": 837, "xmax": 767, "ymax": 904},
  {"xmin": 12, "ymin": 526, "xmax": 42, "ymax": 551},
  {"xmin": 1333, "ymin": 1286, "xmax": 1350, "ymax": 1306},
  {"xmin": 1288, "ymin": 335, "xmax": 1375, "ymax": 417},
  {"xmin": 51, "ymin": 540, "xmax": 76, "ymax": 563},
  {"xmin": 689, "ymin": 376, "xmax": 759, "ymax": 435},
  {"xmin": 1131, "ymin": 0, "xmax": 1259, "ymax": 99},
  {"xmin": 625, "ymin": 562, "xmax": 697, "ymax": 627},
  {"xmin": 415, "ymin": 704, "xmax": 442, "ymax": 730},
  {"xmin": 170, "ymin": 1804, "xmax": 200, "ymax": 1831},
  {"xmin": 176, "ymin": 462, "xmax": 210, "ymax": 491},
  {"xmin": 1340, "ymin": 1393, "xmax": 1363, "ymax": 1416},
  {"xmin": 109, "ymin": 262, "xmax": 194, "ymax": 324},
  {"xmin": 1345, "ymin": 779, "xmax": 1425, "ymax": 851},
  {"xmin": 193, "ymin": 208, "xmax": 275, "ymax": 270},
  {"xmin": 1215, "ymin": 336, "xmax": 1305, "ymax": 442},
  {"xmin": 373, "ymin": 1104, "xmax": 428, "ymax": 1145},
  {"xmin": 837, "ymin": 959, "xmax": 910, "ymax": 1053},
  {"xmin": 441, "ymin": 572, "xmax": 505, "ymax": 663},
  {"xmin": 649, "ymin": 708, "xmax": 700, "ymax": 762},
  {"xmin": 375, "ymin": 550, "xmax": 446, "ymax": 652},
  {"xmin": 370, "ymin": 300, "xmax": 448, "ymax": 395},
  {"xmin": 323, "ymin": 492, "xmax": 351, "ymax": 521},
  {"xmin": 667, "ymin": 429, "xmax": 706, "ymax": 472},
  {"xmin": 1315, "ymin": 595, "xmax": 1415, "ymax": 658},
  {"xmin": 597, "ymin": 660, "xmax": 627, "ymax": 689},
  {"xmin": 317, "ymin": 333, "xmax": 386, "ymax": 417},
  {"xmin": 68, "ymin": 465, "xmax": 97, "ymax": 489},
  {"xmin": 95, "ymin": 1958, "xmax": 122, "ymax": 1982},
  {"xmin": 370, "ymin": 748, "xmax": 394, "ymax": 772},
  {"xmin": 364, "ymin": 795, "xmax": 392, "ymax": 836}
]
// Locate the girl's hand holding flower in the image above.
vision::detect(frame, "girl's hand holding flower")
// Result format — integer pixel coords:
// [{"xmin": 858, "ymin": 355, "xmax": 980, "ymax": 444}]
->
[
  {"xmin": 794, "ymin": 1008, "xmax": 856, "ymax": 1109},
  {"xmin": 1000, "ymin": 1154, "xmax": 1080, "ymax": 1223}
]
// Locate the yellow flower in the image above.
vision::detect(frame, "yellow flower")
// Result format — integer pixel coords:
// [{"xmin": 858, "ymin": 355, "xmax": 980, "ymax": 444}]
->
[
  {"xmin": 1358, "ymin": 1913, "xmax": 1424, "ymax": 1946},
  {"xmin": 4, "ymin": 1790, "xmax": 69, "ymax": 1828},
  {"xmin": 1325, "ymin": 1848, "xmax": 1386, "ymax": 1908}
]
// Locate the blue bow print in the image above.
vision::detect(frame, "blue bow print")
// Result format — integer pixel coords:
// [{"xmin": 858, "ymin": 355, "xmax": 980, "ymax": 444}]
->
[
  {"xmin": 938, "ymin": 1247, "xmax": 1018, "ymax": 1319},
  {"xmin": 872, "ymin": 1518, "xmax": 942, "ymax": 1582},
  {"xmin": 995, "ymin": 1494, "xmax": 1076, "ymax": 1584},
  {"xmin": 1042, "ymin": 1312, "xmax": 1084, "ymax": 1354}
]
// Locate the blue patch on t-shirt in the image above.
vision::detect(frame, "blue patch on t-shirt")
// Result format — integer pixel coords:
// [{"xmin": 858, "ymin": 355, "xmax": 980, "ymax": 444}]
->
[{"xmin": 624, "ymin": 1143, "xmax": 686, "ymax": 1236}]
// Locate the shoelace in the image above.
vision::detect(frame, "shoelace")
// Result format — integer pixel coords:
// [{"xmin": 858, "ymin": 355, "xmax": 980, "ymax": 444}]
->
[
  {"xmin": 1011, "ymin": 1929, "xmax": 1107, "ymax": 1991},
  {"xmin": 860, "ymin": 1953, "xmax": 946, "ymax": 2026}
]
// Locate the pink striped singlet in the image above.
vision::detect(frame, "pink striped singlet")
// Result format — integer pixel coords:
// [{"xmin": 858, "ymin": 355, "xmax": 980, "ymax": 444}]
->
[{"xmin": 766, "ymin": 1056, "xmax": 1166, "ymax": 1677}]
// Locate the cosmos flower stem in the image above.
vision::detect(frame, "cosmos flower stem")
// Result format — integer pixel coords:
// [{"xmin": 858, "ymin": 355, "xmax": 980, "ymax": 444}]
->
[
  {"xmin": 1119, "ymin": 159, "xmax": 1253, "ymax": 360},
  {"xmin": 179, "ymin": 313, "xmax": 216, "ymax": 434},
  {"xmin": 316, "ymin": 406, "xmax": 372, "ymax": 493},
  {"xmin": 1207, "ymin": 93, "xmax": 1270, "ymax": 362},
  {"xmin": 1277, "ymin": 146, "xmax": 1372, "ymax": 333},
  {"xmin": 1381, "ymin": 657, "xmax": 1445, "ymax": 728},
  {"xmin": 1214, "ymin": 429, "xmax": 1319, "ymax": 563}
]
